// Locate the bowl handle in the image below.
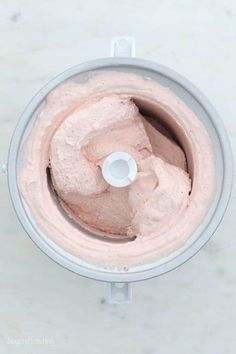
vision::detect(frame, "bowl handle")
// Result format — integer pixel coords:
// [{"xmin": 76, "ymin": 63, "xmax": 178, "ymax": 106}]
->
[
  {"xmin": 111, "ymin": 36, "xmax": 136, "ymax": 57},
  {"xmin": 107, "ymin": 282, "xmax": 132, "ymax": 304}
]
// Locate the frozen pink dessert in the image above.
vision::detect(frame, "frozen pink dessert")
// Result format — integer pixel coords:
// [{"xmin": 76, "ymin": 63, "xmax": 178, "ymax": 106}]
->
[{"xmin": 20, "ymin": 72, "xmax": 215, "ymax": 269}]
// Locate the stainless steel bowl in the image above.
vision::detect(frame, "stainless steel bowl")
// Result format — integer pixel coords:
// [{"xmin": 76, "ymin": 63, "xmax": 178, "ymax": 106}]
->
[{"xmin": 7, "ymin": 38, "xmax": 233, "ymax": 302}]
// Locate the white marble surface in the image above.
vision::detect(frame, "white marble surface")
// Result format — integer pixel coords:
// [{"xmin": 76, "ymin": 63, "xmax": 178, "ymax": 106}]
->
[{"xmin": 0, "ymin": 0, "xmax": 236, "ymax": 353}]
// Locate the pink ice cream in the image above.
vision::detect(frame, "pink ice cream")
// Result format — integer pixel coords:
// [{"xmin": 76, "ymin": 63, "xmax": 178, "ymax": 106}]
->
[
  {"xmin": 50, "ymin": 95, "xmax": 190, "ymax": 238},
  {"xmin": 20, "ymin": 72, "xmax": 215, "ymax": 269}
]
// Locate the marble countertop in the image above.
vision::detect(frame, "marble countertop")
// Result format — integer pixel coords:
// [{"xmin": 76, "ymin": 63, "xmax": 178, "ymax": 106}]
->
[{"xmin": 0, "ymin": 0, "xmax": 235, "ymax": 353}]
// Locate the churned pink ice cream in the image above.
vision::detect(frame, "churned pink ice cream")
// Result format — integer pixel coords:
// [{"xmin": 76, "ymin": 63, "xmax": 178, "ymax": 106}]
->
[
  {"xmin": 50, "ymin": 95, "xmax": 190, "ymax": 238},
  {"xmin": 20, "ymin": 71, "xmax": 215, "ymax": 269}
]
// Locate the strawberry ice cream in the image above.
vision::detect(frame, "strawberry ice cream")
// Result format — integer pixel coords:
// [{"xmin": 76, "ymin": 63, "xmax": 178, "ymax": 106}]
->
[{"xmin": 19, "ymin": 71, "xmax": 215, "ymax": 269}]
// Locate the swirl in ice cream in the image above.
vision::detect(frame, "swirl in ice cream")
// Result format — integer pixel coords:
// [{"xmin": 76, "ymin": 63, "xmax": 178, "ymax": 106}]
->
[{"xmin": 20, "ymin": 71, "xmax": 215, "ymax": 269}]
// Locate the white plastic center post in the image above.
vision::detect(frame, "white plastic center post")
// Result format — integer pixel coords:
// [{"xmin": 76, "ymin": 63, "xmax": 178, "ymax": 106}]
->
[{"xmin": 102, "ymin": 152, "xmax": 137, "ymax": 188}]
